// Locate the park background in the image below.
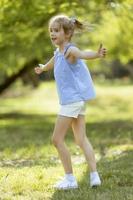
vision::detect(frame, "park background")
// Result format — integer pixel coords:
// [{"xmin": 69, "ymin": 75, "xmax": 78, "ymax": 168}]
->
[{"xmin": 0, "ymin": 0, "xmax": 133, "ymax": 199}]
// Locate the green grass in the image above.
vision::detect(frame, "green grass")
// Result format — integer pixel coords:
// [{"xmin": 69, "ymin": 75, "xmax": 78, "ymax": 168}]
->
[{"xmin": 0, "ymin": 81, "xmax": 133, "ymax": 200}]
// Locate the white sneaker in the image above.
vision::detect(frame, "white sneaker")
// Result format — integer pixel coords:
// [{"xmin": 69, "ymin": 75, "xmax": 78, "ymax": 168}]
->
[
  {"xmin": 90, "ymin": 172, "xmax": 101, "ymax": 187},
  {"xmin": 54, "ymin": 177, "xmax": 78, "ymax": 190}
]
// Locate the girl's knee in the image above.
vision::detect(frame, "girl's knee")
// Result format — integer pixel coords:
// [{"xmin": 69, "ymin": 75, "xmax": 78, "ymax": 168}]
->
[
  {"xmin": 76, "ymin": 136, "xmax": 87, "ymax": 148},
  {"xmin": 51, "ymin": 135, "xmax": 62, "ymax": 147}
]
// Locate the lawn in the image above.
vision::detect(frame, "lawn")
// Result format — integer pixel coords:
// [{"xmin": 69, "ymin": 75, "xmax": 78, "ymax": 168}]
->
[{"xmin": 0, "ymin": 80, "xmax": 133, "ymax": 200}]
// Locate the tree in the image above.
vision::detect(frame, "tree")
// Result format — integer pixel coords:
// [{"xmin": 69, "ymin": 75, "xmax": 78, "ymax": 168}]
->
[
  {"xmin": 0, "ymin": 0, "xmax": 132, "ymax": 94},
  {"xmin": 89, "ymin": 1, "xmax": 133, "ymax": 78}
]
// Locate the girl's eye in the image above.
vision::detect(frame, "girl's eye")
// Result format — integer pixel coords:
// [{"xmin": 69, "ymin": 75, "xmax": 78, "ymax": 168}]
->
[
  {"xmin": 54, "ymin": 28, "xmax": 59, "ymax": 32},
  {"xmin": 49, "ymin": 28, "xmax": 59, "ymax": 33}
]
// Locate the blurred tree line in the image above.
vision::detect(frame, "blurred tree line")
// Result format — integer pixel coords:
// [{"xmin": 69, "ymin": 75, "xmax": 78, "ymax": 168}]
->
[{"xmin": 0, "ymin": 0, "xmax": 132, "ymax": 94}]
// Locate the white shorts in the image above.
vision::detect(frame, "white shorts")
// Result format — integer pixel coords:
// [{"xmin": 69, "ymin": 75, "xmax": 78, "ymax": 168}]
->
[{"xmin": 58, "ymin": 101, "xmax": 86, "ymax": 118}]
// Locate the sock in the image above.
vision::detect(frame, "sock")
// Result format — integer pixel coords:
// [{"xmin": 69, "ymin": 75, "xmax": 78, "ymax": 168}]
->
[
  {"xmin": 65, "ymin": 173, "xmax": 76, "ymax": 182},
  {"xmin": 90, "ymin": 171, "xmax": 99, "ymax": 179}
]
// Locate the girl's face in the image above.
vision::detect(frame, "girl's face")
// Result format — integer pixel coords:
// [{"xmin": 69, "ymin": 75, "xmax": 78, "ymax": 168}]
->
[{"xmin": 49, "ymin": 22, "xmax": 69, "ymax": 46}]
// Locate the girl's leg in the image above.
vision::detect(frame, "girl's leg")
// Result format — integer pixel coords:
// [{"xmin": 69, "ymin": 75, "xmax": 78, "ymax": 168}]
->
[
  {"xmin": 71, "ymin": 115, "xmax": 96, "ymax": 172},
  {"xmin": 52, "ymin": 115, "xmax": 73, "ymax": 174},
  {"xmin": 72, "ymin": 115, "xmax": 101, "ymax": 187}
]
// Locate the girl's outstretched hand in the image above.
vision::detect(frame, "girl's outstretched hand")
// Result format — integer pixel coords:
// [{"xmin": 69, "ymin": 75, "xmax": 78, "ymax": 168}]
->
[
  {"xmin": 34, "ymin": 66, "xmax": 43, "ymax": 74},
  {"xmin": 98, "ymin": 43, "xmax": 107, "ymax": 58}
]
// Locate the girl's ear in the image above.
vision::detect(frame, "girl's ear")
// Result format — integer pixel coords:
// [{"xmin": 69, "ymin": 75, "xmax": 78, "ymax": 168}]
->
[{"xmin": 66, "ymin": 30, "xmax": 73, "ymax": 39}]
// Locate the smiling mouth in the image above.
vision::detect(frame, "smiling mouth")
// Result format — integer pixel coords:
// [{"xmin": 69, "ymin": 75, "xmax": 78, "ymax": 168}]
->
[{"xmin": 51, "ymin": 38, "xmax": 57, "ymax": 42}]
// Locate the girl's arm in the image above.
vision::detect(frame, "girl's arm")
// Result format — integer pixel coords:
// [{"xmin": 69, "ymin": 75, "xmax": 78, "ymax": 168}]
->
[
  {"xmin": 34, "ymin": 56, "xmax": 54, "ymax": 74},
  {"xmin": 66, "ymin": 44, "xmax": 107, "ymax": 60}
]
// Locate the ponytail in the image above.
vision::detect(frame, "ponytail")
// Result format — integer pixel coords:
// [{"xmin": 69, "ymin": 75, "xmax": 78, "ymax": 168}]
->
[
  {"xmin": 70, "ymin": 17, "xmax": 84, "ymax": 29},
  {"xmin": 70, "ymin": 17, "xmax": 94, "ymax": 33}
]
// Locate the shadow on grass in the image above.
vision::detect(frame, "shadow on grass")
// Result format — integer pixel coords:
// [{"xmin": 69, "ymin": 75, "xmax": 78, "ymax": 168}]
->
[
  {"xmin": 51, "ymin": 150, "xmax": 133, "ymax": 200},
  {"xmin": 0, "ymin": 112, "xmax": 55, "ymax": 146},
  {"xmin": 0, "ymin": 112, "xmax": 56, "ymax": 168},
  {"xmin": 0, "ymin": 112, "xmax": 132, "ymax": 168}
]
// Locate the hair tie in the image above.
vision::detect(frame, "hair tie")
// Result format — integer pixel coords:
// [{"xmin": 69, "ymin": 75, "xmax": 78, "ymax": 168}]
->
[{"xmin": 70, "ymin": 17, "xmax": 77, "ymax": 23}]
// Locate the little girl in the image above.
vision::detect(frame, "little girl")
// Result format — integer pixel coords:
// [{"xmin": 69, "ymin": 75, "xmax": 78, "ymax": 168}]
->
[{"xmin": 35, "ymin": 14, "xmax": 107, "ymax": 190}]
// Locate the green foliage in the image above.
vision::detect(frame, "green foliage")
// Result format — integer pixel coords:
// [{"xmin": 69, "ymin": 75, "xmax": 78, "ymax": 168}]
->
[
  {"xmin": 0, "ymin": 0, "xmax": 133, "ymax": 85},
  {"xmin": 0, "ymin": 0, "xmax": 87, "ymax": 77},
  {"xmin": 92, "ymin": 1, "xmax": 133, "ymax": 64}
]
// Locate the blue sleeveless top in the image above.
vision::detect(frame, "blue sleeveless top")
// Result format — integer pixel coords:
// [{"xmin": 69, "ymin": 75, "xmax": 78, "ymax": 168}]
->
[{"xmin": 54, "ymin": 44, "xmax": 96, "ymax": 105}]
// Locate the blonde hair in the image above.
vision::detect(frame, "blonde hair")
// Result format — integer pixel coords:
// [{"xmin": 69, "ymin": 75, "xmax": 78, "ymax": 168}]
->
[{"xmin": 49, "ymin": 14, "xmax": 92, "ymax": 39}]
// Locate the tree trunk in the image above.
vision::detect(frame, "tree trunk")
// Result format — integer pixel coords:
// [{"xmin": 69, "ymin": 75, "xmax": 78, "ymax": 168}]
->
[
  {"xmin": 110, "ymin": 59, "xmax": 129, "ymax": 78},
  {"xmin": 126, "ymin": 60, "xmax": 133, "ymax": 79},
  {"xmin": 0, "ymin": 58, "xmax": 38, "ymax": 94}
]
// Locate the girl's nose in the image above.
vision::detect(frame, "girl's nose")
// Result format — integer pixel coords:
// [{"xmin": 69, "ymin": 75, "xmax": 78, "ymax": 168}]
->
[{"xmin": 51, "ymin": 33, "xmax": 54, "ymax": 37}]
